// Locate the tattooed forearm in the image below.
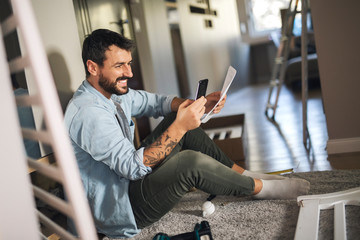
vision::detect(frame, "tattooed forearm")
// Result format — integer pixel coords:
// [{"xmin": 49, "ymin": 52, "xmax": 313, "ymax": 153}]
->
[
  {"xmin": 165, "ymin": 134, "xmax": 170, "ymax": 142},
  {"xmin": 152, "ymin": 138, "xmax": 163, "ymax": 148},
  {"xmin": 143, "ymin": 154, "xmax": 161, "ymax": 168},
  {"xmin": 165, "ymin": 140, "xmax": 178, "ymax": 154},
  {"xmin": 143, "ymin": 129, "xmax": 181, "ymax": 168}
]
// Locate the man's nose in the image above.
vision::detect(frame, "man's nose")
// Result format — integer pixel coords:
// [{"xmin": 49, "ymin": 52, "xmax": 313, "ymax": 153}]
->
[{"xmin": 123, "ymin": 64, "xmax": 133, "ymax": 78}]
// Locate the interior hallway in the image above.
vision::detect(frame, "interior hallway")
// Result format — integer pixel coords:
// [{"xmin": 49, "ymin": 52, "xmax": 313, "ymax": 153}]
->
[{"xmin": 218, "ymin": 83, "xmax": 360, "ymax": 173}]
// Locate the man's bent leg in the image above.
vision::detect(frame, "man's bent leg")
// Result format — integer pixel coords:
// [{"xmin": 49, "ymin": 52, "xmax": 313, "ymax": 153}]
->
[
  {"xmin": 142, "ymin": 112, "xmax": 235, "ymax": 168},
  {"xmin": 181, "ymin": 126, "xmax": 234, "ymax": 168},
  {"xmin": 129, "ymin": 150, "xmax": 254, "ymax": 228},
  {"xmin": 180, "ymin": 120, "xmax": 288, "ymax": 180}
]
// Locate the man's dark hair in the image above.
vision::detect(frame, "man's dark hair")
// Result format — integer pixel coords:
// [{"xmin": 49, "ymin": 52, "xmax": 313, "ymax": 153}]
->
[{"xmin": 82, "ymin": 29, "xmax": 135, "ymax": 77}]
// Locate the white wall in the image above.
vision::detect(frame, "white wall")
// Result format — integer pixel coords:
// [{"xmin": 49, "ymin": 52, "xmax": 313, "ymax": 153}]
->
[
  {"xmin": 130, "ymin": 0, "xmax": 179, "ymax": 97},
  {"xmin": 130, "ymin": 0, "xmax": 180, "ymax": 128},
  {"xmin": 24, "ymin": 0, "xmax": 83, "ymax": 155},
  {"xmin": 311, "ymin": 0, "xmax": 360, "ymax": 154},
  {"xmin": 30, "ymin": 0, "xmax": 84, "ymax": 111},
  {"xmin": 177, "ymin": 0, "xmax": 250, "ymax": 96}
]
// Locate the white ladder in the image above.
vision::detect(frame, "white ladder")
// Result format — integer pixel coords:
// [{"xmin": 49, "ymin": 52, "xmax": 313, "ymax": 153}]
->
[
  {"xmin": 265, "ymin": 0, "xmax": 311, "ymax": 146},
  {"xmin": 0, "ymin": 0, "xmax": 97, "ymax": 239},
  {"xmin": 265, "ymin": 0, "xmax": 300, "ymax": 120},
  {"xmin": 295, "ymin": 187, "xmax": 360, "ymax": 240}
]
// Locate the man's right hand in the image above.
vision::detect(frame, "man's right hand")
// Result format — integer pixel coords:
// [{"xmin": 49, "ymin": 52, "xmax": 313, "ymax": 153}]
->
[
  {"xmin": 174, "ymin": 97, "xmax": 207, "ymax": 133},
  {"xmin": 143, "ymin": 97, "xmax": 206, "ymax": 168}
]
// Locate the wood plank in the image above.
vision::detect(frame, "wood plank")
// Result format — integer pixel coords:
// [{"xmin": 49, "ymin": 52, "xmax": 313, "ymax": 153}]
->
[{"xmin": 219, "ymin": 84, "xmax": 360, "ymax": 172}]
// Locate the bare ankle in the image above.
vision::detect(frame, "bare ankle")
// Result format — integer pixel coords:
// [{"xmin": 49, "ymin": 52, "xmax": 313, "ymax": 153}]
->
[
  {"xmin": 231, "ymin": 164, "xmax": 245, "ymax": 174},
  {"xmin": 252, "ymin": 178, "xmax": 263, "ymax": 195}
]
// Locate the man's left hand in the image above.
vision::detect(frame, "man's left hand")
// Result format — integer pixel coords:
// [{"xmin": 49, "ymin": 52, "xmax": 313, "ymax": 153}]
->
[{"xmin": 205, "ymin": 91, "xmax": 226, "ymax": 114}]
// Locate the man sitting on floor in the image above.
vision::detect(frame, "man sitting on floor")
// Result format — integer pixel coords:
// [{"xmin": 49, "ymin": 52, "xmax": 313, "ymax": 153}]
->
[{"xmin": 64, "ymin": 29, "xmax": 310, "ymax": 238}]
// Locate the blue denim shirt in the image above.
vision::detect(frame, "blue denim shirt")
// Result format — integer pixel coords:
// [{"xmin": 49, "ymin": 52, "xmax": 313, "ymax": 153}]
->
[{"xmin": 64, "ymin": 80, "xmax": 174, "ymax": 238}]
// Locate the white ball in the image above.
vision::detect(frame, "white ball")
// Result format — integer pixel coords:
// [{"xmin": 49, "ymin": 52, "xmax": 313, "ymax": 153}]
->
[{"xmin": 202, "ymin": 201, "xmax": 215, "ymax": 217}]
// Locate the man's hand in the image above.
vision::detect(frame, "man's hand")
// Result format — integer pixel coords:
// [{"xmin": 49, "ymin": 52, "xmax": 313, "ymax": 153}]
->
[
  {"xmin": 143, "ymin": 97, "xmax": 206, "ymax": 168},
  {"xmin": 205, "ymin": 91, "xmax": 226, "ymax": 114},
  {"xmin": 170, "ymin": 91, "xmax": 226, "ymax": 116},
  {"xmin": 174, "ymin": 97, "xmax": 207, "ymax": 133}
]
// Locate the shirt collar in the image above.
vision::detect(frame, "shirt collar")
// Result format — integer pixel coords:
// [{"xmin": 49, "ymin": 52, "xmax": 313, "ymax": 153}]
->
[{"xmin": 83, "ymin": 79, "xmax": 117, "ymax": 113}]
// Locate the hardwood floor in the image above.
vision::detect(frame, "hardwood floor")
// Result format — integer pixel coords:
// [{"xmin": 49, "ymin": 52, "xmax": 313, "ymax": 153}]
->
[{"xmin": 218, "ymin": 83, "xmax": 360, "ymax": 173}]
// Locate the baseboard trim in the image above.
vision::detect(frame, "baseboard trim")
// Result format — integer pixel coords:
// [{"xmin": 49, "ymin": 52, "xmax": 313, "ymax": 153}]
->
[{"xmin": 327, "ymin": 137, "xmax": 360, "ymax": 154}]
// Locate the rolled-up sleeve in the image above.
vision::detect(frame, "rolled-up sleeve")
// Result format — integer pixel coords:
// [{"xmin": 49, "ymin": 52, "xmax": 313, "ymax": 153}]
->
[
  {"xmin": 117, "ymin": 89, "xmax": 175, "ymax": 119},
  {"xmin": 68, "ymin": 105, "xmax": 152, "ymax": 180}
]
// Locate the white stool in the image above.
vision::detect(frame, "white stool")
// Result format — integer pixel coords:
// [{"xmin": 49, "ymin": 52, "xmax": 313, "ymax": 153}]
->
[{"xmin": 295, "ymin": 187, "xmax": 360, "ymax": 240}]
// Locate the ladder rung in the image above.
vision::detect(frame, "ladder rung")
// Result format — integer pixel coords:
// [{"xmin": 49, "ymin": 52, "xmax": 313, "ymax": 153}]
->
[
  {"xmin": 208, "ymin": 132, "xmax": 215, "ymax": 140},
  {"xmin": 219, "ymin": 131, "xmax": 226, "ymax": 140},
  {"xmin": 33, "ymin": 185, "xmax": 73, "ymax": 218},
  {"xmin": 275, "ymin": 57, "xmax": 284, "ymax": 64},
  {"xmin": 37, "ymin": 211, "xmax": 76, "ymax": 240},
  {"xmin": 266, "ymin": 104, "xmax": 275, "ymax": 109},
  {"xmin": 21, "ymin": 128, "xmax": 52, "ymax": 144},
  {"xmin": 16, "ymin": 94, "xmax": 41, "ymax": 107},
  {"xmin": 1, "ymin": 15, "xmax": 17, "ymax": 36},
  {"xmin": 27, "ymin": 157, "xmax": 62, "ymax": 182},
  {"xmin": 9, "ymin": 56, "xmax": 30, "ymax": 73},
  {"xmin": 285, "ymin": 10, "xmax": 301, "ymax": 17},
  {"xmin": 270, "ymin": 79, "xmax": 280, "ymax": 86},
  {"xmin": 280, "ymin": 36, "xmax": 288, "ymax": 42}
]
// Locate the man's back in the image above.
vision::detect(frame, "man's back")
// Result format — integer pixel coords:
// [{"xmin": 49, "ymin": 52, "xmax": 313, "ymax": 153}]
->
[{"xmin": 64, "ymin": 80, "xmax": 142, "ymax": 238}]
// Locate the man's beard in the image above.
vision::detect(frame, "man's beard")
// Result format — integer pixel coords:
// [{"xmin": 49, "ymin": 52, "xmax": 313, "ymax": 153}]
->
[{"xmin": 99, "ymin": 74, "xmax": 129, "ymax": 95}]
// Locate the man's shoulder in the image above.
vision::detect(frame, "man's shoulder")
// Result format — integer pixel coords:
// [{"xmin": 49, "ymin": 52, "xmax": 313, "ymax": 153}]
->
[
  {"xmin": 65, "ymin": 90, "xmax": 112, "ymax": 121},
  {"xmin": 72, "ymin": 90, "xmax": 98, "ymax": 106},
  {"xmin": 72, "ymin": 93, "xmax": 113, "ymax": 113}
]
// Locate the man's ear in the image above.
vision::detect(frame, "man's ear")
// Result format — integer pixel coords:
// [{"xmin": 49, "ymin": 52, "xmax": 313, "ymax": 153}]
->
[{"xmin": 87, "ymin": 60, "xmax": 99, "ymax": 76}]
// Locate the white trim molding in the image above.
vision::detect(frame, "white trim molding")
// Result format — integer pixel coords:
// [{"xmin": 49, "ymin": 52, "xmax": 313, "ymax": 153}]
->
[{"xmin": 327, "ymin": 137, "xmax": 360, "ymax": 154}]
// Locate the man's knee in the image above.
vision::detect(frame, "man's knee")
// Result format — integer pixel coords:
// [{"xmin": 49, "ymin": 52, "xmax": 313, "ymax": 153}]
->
[{"xmin": 176, "ymin": 150, "xmax": 210, "ymax": 172}]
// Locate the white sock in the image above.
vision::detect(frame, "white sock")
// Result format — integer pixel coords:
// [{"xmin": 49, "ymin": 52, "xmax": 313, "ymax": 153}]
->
[
  {"xmin": 243, "ymin": 170, "xmax": 286, "ymax": 180},
  {"xmin": 253, "ymin": 178, "xmax": 310, "ymax": 200}
]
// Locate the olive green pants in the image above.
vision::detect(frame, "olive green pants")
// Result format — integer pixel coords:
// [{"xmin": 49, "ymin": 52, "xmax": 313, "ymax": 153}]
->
[{"xmin": 129, "ymin": 113, "xmax": 254, "ymax": 228}]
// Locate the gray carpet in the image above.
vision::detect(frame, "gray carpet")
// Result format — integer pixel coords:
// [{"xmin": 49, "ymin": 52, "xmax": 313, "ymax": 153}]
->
[{"xmin": 106, "ymin": 170, "xmax": 360, "ymax": 240}]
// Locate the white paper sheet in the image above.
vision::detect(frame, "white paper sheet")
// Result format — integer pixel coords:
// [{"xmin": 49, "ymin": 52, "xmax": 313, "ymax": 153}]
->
[{"xmin": 201, "ymin": 66, "xmax": 237, "ymax": 123}]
